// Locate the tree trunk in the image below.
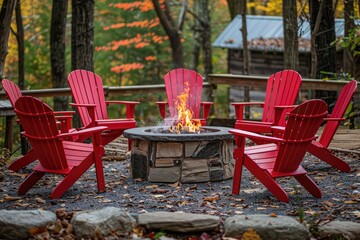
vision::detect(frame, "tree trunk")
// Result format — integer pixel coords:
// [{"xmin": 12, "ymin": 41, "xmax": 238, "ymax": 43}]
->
[
  {"xmin": 240, "ymin": 0, "xmax": 250, "ymax": 118},
  {"xmin": 241, "ymin": 0, "xmax": 249, "ymax": 75},
  {"xmin": 14, "ymin": 1, "xmax": 24, "ymax": 89},
  {"xmin": 191, "ymin": 0, "xmax": 201, "ymax": 71},
  {"xmin": 151, "ymin": 0, "xmax": 184, "ymax": 68},
  {"xmin": 309, "ymin": 0, "xmax": 337, "ymax": 110},
  {"xmin": 14, "ymin": 1, "xmax": 27, "ymax": 155},
  {"xmin": 71, "ymin": 0, "xmax": 94, "ymax": 71},
  {"xmin": 283, "ymin": 0, "xmax": 299, "ymax": 70},
  {"xmin": 0, "ymin": 0, "xmax": 17, "ymax": 79},
  {"xmin": 226, "ymin": 0, "xmax": 241, "ymax": 19},
  {"xmin": 343, "ymin": 0, "xmax": 355, "ymax": 78},
  {"xmin": 71, "ymin": 0, "xmax": 94, "ymax": 128},
  {"xmin": 200, "ymin": 0, "xmax": 212, "ymax": 76},
  {"xmin": 309, "ymin": 0, "xmax": 336, "ymax": 78},
  {"xmin": 51, "ymin": 0, "xmax": 68, "ymax": 111}
]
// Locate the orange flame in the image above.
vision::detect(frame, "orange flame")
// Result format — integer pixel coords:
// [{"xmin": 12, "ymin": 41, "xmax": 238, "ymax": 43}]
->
[{"xmin": 169, "ymin": 82, "xmax": 201, "ymax": 134}]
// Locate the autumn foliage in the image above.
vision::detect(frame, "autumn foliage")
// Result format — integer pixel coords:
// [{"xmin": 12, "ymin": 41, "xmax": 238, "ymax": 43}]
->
[{"xmin": 96, "ymin": 0, "xmax": 167, "ymax": 75}]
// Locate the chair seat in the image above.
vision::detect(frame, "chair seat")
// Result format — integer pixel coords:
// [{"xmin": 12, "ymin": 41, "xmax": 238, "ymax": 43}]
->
[
  {"xmin": 33, "ymin": 141, "xmax": 94, "ymax": 175},
  {"xmin": 244, "ymin": 143, "xmax": 307, "ymax": 178}
]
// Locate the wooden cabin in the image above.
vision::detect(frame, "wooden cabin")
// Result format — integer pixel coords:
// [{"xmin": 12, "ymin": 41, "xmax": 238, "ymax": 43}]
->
[{"xmin": 213, "ymin": 15, "xmax": 347, "ymax": 78}]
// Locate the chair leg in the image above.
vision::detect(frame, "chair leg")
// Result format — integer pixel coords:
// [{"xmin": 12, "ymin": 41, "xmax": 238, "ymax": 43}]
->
[
  {"xmin": 294, "ymin": 174, "xmax": 322, "ymax": 198},
  {"xmin": 308, "ymin": 143, "xmax": 350, "ymax": 172},
  {"xmin": 8, "ymin": 149, "xmax": 38, "ymax": 172},
  {"xmin": 245, "ymin": 159, "xmax": 289, "ymax": 203},
  {"xmin": 232, "ymin": 152, "xmax": 244, "ymax": 195},
  {"xmin": 232, "ymin": 137, "xmax": 246, "ymax": 195},
  {"xmin": 93, "ymin": 148, "xmax": 106, "ymax": 193},
  {"xmin": 18, "ymin": 171, "xmax": 45, "ymax": 195},
  {"xmin": 50, "ymin": 158, "xmax": 93, "ymax": 199}
]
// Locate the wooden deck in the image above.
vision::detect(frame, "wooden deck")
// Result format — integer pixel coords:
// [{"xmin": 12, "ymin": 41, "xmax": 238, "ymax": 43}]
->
[{"xmin": 319, "ymin": 126, "xmax": 360, "ymax": 152}]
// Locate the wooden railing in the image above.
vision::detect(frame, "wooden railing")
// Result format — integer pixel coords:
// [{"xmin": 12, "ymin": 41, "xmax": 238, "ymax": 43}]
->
[
  {"xmin": 1, "ymin": 75, "xmax": 354, "ymax": 101},
  {"xmin": 208, "ymin": 74, "xmax": 355, "ymax": 91}
]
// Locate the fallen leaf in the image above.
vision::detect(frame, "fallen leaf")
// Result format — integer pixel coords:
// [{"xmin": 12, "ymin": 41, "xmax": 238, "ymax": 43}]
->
[
  {"xmin": 3, "ymin": 195, "xmax": 22, "ymax": 201},
  {"xmin": 203, "ymin": 195, "xmax": 220, "ymax": 202},
  {"xmin": 242, "ymin": 228, "xmax": 261, "ymax": 240},
  {"xmin": 269, "ymin": 213, "xmax": 278, "ymax": 217},
  {"xmin": 151, "ymin": 188, "xmax": 169, "ymax": 194},
  {"xmin": 35, "ymin": 197, "xmax": 46, "ymax": 204},
  {"xmin": 350, "ymin": 211, "xmax": 360, "ymax": 218},
  {"xmin": 344, "ymin": 200, "xmax": 357, "ymax": 204},
  {"xmin": 168, "ymin": 181, "xmax": 179, "ymax": 188},
  {"xmin": 323, "ymin": 200, "xmax": 335, "ymax": 207}
]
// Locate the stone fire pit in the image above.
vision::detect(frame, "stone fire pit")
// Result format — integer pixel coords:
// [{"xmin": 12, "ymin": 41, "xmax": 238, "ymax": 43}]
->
[{"xmin": 123, "ymin": 126, "xmax": 235, "ymax": 183}]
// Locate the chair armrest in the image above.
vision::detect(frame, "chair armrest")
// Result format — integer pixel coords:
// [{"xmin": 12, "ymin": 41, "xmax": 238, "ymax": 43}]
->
[
  {"xmin": 58, "ymin": 126, "xmax": 108, "ymax": 139},
  {"xmin": 156, "ymin": 101, "xmax": 167, "ymax": 119},
  {"xmin": 70, "ymin": 103, "xmax": 97, "ymax": 127},
  {"xmin": 201, "ymin": 102, "xmax": 213, "ymax": 119},
  {"xmin": 69, "ymin": 103, "xmax": 97, "ymax": 108},
  {"xmin": 59, "ymin": 126, "xmax": 108, "ymax": 147},
  {"xmin": 54, "ymin": 111, "xmax": 76, "ymax": 115},
  {"xmin": 273, "ymin": 105, "xmax": 297, "ymax": 126},
  {"xmin": 229, "ymin": 128, "xmax": 284, "ymax": 143},
  {"xmin": 323, "ymin": 117, "xmax": 345, "ymax": 122},
  {"xmin": 271, "ymin": 126, "xmax": 285, "ymax": 138},
  {"xmin": 106, "ymin": 101, "xmax": 139, "ymax": 118},
  {"xmin": 231, "ymin": 102, "xmax": 264, "ymax": 120},
  {"xmin": 54, "ymin": 115, "xmax": 73, "ymax": 133}
]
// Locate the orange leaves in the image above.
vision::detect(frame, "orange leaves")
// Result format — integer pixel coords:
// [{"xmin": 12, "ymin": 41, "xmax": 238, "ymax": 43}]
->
[
  {"xmin": 112, "ymin": 2, "xmax": 143, "ymax": 11},
  {"xmin": 110, "ymin": 63, "xmax": 144, "ymax": 74},
  {"xmin": 103, "ymin": 23, "xmax": 125, "ymax": 31},
  {"xmin": 111, "ymin": 0, "xmax": 165, "ymax": 12},
  {"xmin": 104, "ymin": 18, "xmax": 160, "ymax": 31},
  {"xmin": 145, "ymin": 56, "xmax": 156, "ymax": 61},
  {"xmin": 127, "ymin": 19, "xmax": 160, "ymax": 28},
  {"xmin": 95, "ymin": 33, "xmax": 168, "ymax": 52}
]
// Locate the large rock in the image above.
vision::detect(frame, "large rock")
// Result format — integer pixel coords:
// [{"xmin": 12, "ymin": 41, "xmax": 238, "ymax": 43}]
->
[
  {"xmin": 0, "ymin": 209, "xmax": 56, "ymax": 240},
  {"xmin": 224, "ymin": 214, "xmax": 310, "ymax": 240},
  {"xmin": 138, "ymin": 211, "xmax": 220, "ymax": 233},
  {"xmin": 71, "ymin": 207, "xmax": 135, "ymax": 239},
  {"xmin": 317, "ymin": 221, "xmax": 360, "ymax": 240}
]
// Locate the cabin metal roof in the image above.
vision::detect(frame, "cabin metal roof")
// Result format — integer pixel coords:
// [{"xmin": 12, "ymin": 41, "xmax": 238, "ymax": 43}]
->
[{"xmin": 213, "ymin": 15, "xmax": 350, "ymax": 51}]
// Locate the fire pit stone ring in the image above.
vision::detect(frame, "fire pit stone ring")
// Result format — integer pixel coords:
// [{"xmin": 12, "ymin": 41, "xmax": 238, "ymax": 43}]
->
[
  {"xmin": 123, "ymin": 126, "xmax": 235, "ymax": 183},
  {"xmin": 123, "ymin": 126, "xmax": 234, "ymax": 142}
]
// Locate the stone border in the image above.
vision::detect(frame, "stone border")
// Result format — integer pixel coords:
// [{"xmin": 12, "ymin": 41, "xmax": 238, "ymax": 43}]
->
[
  {"xmin": 1, "ymin": 208, "xmax": 359, "ymax": 240},
  {"xmin": 123, "ymin": 126, "xmax": 234, "ymax": 142}
]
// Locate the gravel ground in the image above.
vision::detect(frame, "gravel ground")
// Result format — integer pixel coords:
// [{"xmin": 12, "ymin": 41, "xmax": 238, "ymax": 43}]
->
[{"xmin": 0, "ymin": 139, "xmax": 359, "ymax": 225}]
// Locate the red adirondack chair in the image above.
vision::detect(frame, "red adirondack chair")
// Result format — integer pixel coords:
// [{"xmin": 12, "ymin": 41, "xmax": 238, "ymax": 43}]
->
[
  {"xmin": 1, "ymin": 79, "xmax": 75, "ymax": 171},
  {"xmin": 14, "ymin": 96, "xmax": 107, "ymax": 199},
  {"xmin": 68, "ymin": 69, "xmax": 139, "ymax": 146},
  {"xmin": 307, "ymin": 80, "xmax": 358, "ymax": 172},
  {"xmin": 229, "ymin": 100, "xmax": 328, "ymax": 203},
  {"xmin": 232, "ymin": 70, "xmax": 302, "ymax": 134},
  {"xmin": 156, "ymin": 68, "xmax": 213, "ymax": 126}
]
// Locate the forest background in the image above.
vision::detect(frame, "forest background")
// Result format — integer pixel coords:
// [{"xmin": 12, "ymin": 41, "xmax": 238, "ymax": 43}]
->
[{"xmin": 0, "ymin": 0, "xmax": 358, "ymax": 152}]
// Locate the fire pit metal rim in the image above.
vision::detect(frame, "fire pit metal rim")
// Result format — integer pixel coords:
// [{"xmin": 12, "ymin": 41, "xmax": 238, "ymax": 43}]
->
[{"xmin": 123, "ymin": 126, "xmax": 234, "ymax": 142}]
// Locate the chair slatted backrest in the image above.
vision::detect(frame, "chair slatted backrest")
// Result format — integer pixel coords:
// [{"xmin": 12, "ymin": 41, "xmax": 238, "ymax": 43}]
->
[
  {"xmin": 263, "ymin": 70, "xmax": 302, "ymax": 126},
  {"xmin": 164, "ymin": 68, "xmax": 203, "ymax": 119},
  {"xmin": 68, "ymin": 70, "xmax": 108, "ymax": 127},
  {"xmin": 319, "ymin": 80, "xmax": 357, "ymax": 148},
  {"xmin": 2, "ymin": 79, "xmax": 23, "ymax": 106},
  {"xmin": 273, "ymin": 100, "xmax": 328, "ymax": 173},
  {"xmin": 15, "ymin": 96, "xmax": 69, "ymax": 171}
]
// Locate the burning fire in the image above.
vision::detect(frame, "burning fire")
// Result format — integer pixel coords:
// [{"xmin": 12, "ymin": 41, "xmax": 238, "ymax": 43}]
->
[{"xmin": 169, "ymin": 82, "xmax": 201, "ymax": 134}]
